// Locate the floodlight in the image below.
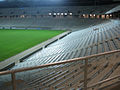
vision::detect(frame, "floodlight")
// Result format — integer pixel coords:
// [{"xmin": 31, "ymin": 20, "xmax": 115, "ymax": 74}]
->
[
  {"xmin": 83, "ymin": 14, "xmax": 85, "ymax": 16},
  {"xmin": 57, "ymin": 13, "xmax": 60, "ymax": 15},
  {"xmin": 49, "ymin": 13, "xmax": 52, "ymax": 15},
  {"xmin": 69, "ymin": 13, "xmax": 72, "ymax": 15},
  {"xmin": 64, "ymin": 13, "xmax": 67, "ymax": 15},
  {"xmin": 90, "ymin": 14, "xmax": 92, "ymax": 16},
  {"xmin": 61, "ymin": 13, "xmax": 64, "ymax": 15},
  {"xmin": 53, "ymin": 13, "xmax": 56, "ymax": 15}
]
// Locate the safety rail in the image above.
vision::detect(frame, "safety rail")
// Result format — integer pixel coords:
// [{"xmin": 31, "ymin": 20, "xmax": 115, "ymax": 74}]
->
[
  {"xmin": 0, "ymin": 49, "xmax": 120, "ymax": 90},
  {"xmin": 88, "ymin": 75, "xmax": 120, "ymax": 89}
]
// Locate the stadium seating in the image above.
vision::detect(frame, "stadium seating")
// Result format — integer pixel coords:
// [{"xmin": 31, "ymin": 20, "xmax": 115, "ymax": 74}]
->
[
  {"xmin": 0, "ymin": 4, "xmax": 117, "ymax": 30},
  {"xmin": 0, "ymin": 18, "xmax": 106, "ymax": 30},
  {"xmin": 10, "ymin": 20, "xmax": 120, "ymax": 69},
  {"xmin": 0, "ymin": 19, "xmax": 120, "ymax": 90},
  {"xmin": 0, "ymin": 5, "xmax": 115, "ymax": 15},
  {"xmin": 0, "ymin": 4, "xmax": 120, "ymax": 89},
  {"xmin": 1, "ymin": 52, "xmax": 120, "ymax": 90}
]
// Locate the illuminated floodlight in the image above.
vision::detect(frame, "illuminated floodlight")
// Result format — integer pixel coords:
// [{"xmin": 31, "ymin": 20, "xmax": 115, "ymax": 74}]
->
[
  {"xmin": 90, "ymin": 14, "xmax": 92, "ymax": 16},
  {"xmin": 53, "ymin": 13, "xmax": 56, "ymax": 15},
  {"xmin": 69, "ymin": 13, "xmax": 72, "ymax": 15},
  {"xmin": 110, "ymin": 14, "xmax": 112, "ymax": 16},
  {"xmin": 61, "ymin": 13, "xmax": 64, "ymax": 15},
  {"xmin": 49, "ymin": 13, "xmax": 52, "ymax": 15},
  {"xmin": 83, "ymin": 14, "xmax": 85, "ymax": 16},
  {"xmin": 64, "ymin": 13, "xmax": 67, "ymax": 15},
  {"xmin": 57, "ymin": 13, "xmax": 60, "ymax": 15},
  {"xmin": 20, "ymin": 15, "xmax": 25, "ymax": 18},
  {"xmin": 93, "ymin": 14, "xmax": 96, "ymax": 16}
]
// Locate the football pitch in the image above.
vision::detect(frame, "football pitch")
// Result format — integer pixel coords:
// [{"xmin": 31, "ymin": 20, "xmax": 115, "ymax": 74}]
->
[{"xmin": 0, "ymin": 29, "xmax": 65, "ymax": 62}]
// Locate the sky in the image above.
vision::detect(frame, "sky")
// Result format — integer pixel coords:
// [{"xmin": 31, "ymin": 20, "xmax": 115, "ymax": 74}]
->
[{"xmin": 0, "ymin": 0, "xmax": 118, "ymax": 8}]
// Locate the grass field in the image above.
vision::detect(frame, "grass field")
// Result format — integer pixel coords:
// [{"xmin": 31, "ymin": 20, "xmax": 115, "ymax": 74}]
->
[{"xmin": 0, "ymin": 29, "xmax": 65, "ymax": 62}]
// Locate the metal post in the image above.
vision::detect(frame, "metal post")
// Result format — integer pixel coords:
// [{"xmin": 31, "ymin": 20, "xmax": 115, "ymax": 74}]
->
[
  {"xmin": 84, "ymin": 59, "xmax": 88, "ymax": 90},
  {"xmin": 11, "ymin": 73, "xmax": 16, "ymax": 90}
]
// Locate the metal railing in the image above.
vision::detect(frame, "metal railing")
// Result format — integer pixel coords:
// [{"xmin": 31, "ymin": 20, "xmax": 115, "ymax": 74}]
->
[
  {"xmin": 0, "ymin": 49, "xmax": 120, "ymax": 90},
  {"xmin": 88, "ymin": 75, "xmax": 120, "ymax": 89}
]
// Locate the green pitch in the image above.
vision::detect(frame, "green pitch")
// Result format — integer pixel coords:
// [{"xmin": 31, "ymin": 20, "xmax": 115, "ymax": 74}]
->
[{"xmin": 0, "ymin": 29, "xmax": 65, "ymax": 62}]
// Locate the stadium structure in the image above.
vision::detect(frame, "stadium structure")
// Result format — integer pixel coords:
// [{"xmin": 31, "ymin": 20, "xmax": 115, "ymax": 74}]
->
[{"xmin": 0, "ymin": 0, "xmax": 120, "ymax": 90}]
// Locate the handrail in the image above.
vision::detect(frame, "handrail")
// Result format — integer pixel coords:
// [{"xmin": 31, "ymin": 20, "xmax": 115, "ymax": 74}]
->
[
  {"xmin": 0, "ymin": 49, "xmax": 120, "ymax": 75},
  {"xmin": 88, "ymin": 75, "xmax": 120, "ymax": 89}
]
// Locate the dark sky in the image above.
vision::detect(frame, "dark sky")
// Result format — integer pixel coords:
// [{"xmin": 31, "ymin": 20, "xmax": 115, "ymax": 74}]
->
[{"xmin": 0, "ymin": 0, "xmax": 119, "ymax": 8}]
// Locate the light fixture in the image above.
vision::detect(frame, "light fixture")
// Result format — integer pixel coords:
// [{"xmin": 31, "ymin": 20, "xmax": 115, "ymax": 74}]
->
[
  {"xmin": 57, "ymin": 13, "xmax": 60, "ymax": 15},
  {"xmin": 64, "ymin": 13, "xmax": 67, "ymax": 15},
  {"xmin": 53, "ymin": 13, "xmax": 56, "ymax": 15},
  {"xmin": 69, "ymin": 13, "xmax": 72, "ymax": 15},
  {"xmin": 49, "ymin": 13, "xmax": 52, "ymax": 15},
  {"xmin": 83, "ymin": 14, "xmax": 85, "ymax": 16},
  {"xmin": 90, "ymin": 14, "xmax": 92, "ymax": 16},
  {"xmin": 61, "ymin": 13, "xmax": 64, "ymax": 15}
]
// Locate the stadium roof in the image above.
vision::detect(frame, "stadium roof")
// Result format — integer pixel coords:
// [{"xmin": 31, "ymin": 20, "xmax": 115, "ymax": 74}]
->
[
  {"xmin": 0, "ymin": 0, "xmax": 119, "ymax": 8},
  {"xmin": 106, "ymin": 5, "xmax": 120, "ymax": 14}
]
